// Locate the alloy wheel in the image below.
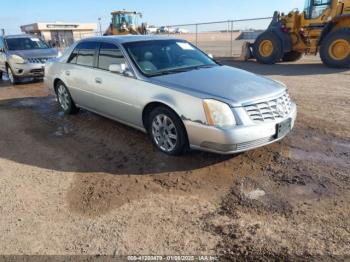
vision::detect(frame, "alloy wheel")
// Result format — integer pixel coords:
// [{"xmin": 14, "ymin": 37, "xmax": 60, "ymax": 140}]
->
[
  {"xmin": 151, "ymin": 114, "xmax": 178, "ymax": 152},
  {"xmin": 57, "ymin": 85, "xmax": 70, "ymax": 111}
]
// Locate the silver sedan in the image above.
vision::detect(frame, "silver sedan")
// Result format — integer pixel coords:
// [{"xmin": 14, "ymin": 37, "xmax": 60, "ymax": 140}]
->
[{"xmin": 44, "ymin": 36, "xmax": 297, "ymax": 155}]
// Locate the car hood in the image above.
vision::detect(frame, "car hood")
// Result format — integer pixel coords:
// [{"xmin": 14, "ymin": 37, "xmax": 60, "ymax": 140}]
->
[
  {"xmin": 7, "ymin": 48, "xmax": 58, "ymax": 58},
  {"xmin": 150, "ymin": 65, "xmax": 286, "ymax": 106}
]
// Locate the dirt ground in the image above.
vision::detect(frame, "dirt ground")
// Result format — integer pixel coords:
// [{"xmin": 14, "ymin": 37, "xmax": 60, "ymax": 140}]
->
[{"xmin": 0, "ymin": 57, "xmax": 349, "ymax": 260}]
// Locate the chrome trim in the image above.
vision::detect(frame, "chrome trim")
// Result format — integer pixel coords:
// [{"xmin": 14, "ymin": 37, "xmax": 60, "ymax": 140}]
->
[
  {"xmin": 28, "ymin": 57, "xmax": 49, "ymax": 64},
  {"xmin": 244, "ymin": 91, "xmax": 292, "ymax": 123}
]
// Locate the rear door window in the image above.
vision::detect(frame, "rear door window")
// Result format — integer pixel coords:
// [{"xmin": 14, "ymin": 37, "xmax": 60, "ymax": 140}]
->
[{"xmin": 76, "ymin": 42, "xmax": 98, "ymax": 67}]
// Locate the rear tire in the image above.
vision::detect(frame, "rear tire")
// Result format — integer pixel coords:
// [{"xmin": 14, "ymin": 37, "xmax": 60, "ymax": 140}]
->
[
  {"xmin": 55, "ymin": 81, "xmax": 79, "ymax": 115},
  {"xmin": 320, "ymin": 28, "xmax": 350, "ymax": 68},
  {"xmin": 282, "ymin": 51, "xmax": 303, "ymax": 62},
  {"xmin": 0, "ymin": 71, "xmax": 3, "ymax": 81},
  {"xmin": 147, "ymin": 106, "xmax": 189, "ymax": 156},
  {"xmin": 253, "ymin": 31, "xmax": 283, "ymax": 64}
]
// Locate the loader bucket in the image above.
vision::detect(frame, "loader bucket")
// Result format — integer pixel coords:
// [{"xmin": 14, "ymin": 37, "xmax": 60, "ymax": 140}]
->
[{"xmin": 240, "ymin": 41, "xmax": 253, "ymax": 61}]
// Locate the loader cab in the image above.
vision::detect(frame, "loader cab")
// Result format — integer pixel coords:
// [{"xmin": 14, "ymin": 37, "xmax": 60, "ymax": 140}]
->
[
  {"xmin": 303, "ymin": 0, "xmax": 332, "ymax": 19},
  {"xmin": 112, "ymin": 11, "xmax": 142, "ymax": 32}
]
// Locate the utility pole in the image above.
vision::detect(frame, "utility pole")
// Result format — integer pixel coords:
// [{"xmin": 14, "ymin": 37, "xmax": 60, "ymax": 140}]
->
[{"xmin": 98, "ymin": 17, "xmax": 102, "ymax": 36}]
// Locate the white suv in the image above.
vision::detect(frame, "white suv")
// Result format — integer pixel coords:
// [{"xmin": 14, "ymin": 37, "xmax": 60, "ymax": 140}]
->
[{"xmin": 0, "ymin": 35, "xmax": 58, "ymax": 84}]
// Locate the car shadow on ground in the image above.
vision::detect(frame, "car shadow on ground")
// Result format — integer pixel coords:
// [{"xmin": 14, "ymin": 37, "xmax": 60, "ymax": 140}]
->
[
  {"xmin": 217, "ymin": 58, "xmax": 349, "ymax": 76},
  {"xmin": 0, "ymin": 96, "xmax": 234, "ymax": 176}
]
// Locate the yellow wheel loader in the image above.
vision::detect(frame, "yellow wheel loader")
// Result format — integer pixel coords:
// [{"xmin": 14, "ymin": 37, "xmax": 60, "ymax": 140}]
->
[
  {"xmin": 104, "ymin": 11, "xmax": 147, "ymax": 36},
  {"xmin": 250, "ymin": 0, "xmax": 350, "ymax": 68}
]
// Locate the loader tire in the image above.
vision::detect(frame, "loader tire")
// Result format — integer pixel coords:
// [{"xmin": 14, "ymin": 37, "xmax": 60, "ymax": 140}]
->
[
  {"xmin": 282, "ymin": 51, "xmax": 303, "ymax": 62},
  {"xmin": 320, "ymin": 28, "xmax": 350, "ymax": 68},
  {"xmin": 253, "ymin": 31, "xmax": 283, "ymax": 64}
]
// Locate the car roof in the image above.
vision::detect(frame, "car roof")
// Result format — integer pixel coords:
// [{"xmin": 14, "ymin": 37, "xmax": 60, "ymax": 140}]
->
[{"xmin": 80, "ymin": 35, "xmax": 184, "ymax": 44}]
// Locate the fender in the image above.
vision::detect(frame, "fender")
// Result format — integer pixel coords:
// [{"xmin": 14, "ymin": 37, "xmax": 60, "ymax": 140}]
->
[
  {"xmin": 268, "ymin": 27, "xmax": 293, "ymax": 52},
  {"xmin": 319, "ymin": 14, "xmax": 350, "ymax": 45},
  {"xmin": 265, "ymin": 12, "xmax": 292, "ymax": 53}
]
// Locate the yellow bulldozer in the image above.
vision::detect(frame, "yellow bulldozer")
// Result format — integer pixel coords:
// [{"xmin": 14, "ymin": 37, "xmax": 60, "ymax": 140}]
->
[
  {"xmin": 104, "ymin": 10, "xmax": 147, "ymax": 35},
  {"xmin": 249, "ymin": 0, "xmax": 350, "ymax": 68}
]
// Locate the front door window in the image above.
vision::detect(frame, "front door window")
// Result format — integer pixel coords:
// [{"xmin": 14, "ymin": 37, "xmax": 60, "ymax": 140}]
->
[{"xmin": 97, "ymin": 42, "xmax": 125, "ymax": 71}]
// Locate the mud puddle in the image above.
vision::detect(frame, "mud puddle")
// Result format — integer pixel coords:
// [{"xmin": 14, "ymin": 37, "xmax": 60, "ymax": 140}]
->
[{"xmin": 204, "ymin": 126, "xmax": 350, "ymax": 259}]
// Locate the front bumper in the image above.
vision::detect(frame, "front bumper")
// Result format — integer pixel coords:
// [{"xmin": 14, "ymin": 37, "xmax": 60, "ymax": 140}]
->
[
  {"xmin": 185, "ymin": 102, "xmax": 297, "ymax": 154},
  {"xmin": 11, "ymin": 63, "xmax": 45, "ymax": 78}
]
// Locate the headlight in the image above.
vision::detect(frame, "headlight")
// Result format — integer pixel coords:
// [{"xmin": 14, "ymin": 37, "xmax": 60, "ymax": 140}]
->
[
  {"xmin": 10, "ymin": 54, "xmax": 27, "ymax": 64},
  {"xmin": 57, "ymin": 51, "xmax": 63, "ymax": 58},
  {"xmin": 203, "ymin": 99, "xmax": 236, "ymax": 128}
]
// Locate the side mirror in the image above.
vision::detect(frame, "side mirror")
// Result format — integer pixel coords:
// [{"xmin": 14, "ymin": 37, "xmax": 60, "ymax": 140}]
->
[
  {"xmin": 109, "ymin": 63, "xmax": 134, "ymax": 77},
  {"xmin": 109, "ymin": 63, "xmax": 125, "ymax": 74},
  {"xmin": 208, "ymin": 53, "xmax": 214, "ymax": 59}
]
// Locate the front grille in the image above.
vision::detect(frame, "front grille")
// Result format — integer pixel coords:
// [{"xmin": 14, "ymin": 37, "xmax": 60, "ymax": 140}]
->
[
  {"xmin": 28, "ymin": 57, "xmax": 49, "ymax": 64},
  {"xmin": 30, "ymin": 68, "xmax": 44, "ymax": 75},
  {"xmin": 244, "ymin": 92, "xmax": 292, "ymax": 123}
]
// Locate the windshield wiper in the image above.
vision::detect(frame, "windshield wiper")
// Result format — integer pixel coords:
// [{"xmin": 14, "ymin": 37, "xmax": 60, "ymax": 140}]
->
[
  {"xmin": 149, "ymin": 67, "xmax": 195, "ymax": 77},
  {"xmin": 193, "ymin": 64, "xmax": 218, "ymax": 69},
  {"xmin": 149, "ymin": 64, "xmax": 218, "ymax": 77}
]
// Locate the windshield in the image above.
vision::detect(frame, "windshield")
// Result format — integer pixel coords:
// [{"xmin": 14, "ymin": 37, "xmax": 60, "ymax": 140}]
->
[
  {"xmin": 304, "ymin": 0, "xmax": 312, "ymax": 12},
  {"xmin": 114, "ymin": 14, "xmax": 139, "ymax": 26},
  {"xmin": 123, "ymin": 40, "xmax": 217, "ymax": 77},
  {"xmin": 5, "ymin": 37, "xmax": 49, "ymax": 51},
  {"xmin": 304, "ymin": 0, "xmax": 332, "ymax": 19}
]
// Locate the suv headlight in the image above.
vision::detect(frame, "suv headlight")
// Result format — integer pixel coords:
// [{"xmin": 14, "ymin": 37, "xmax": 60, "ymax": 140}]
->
[
  {"xmin": 10, "ymin": 54, "xmax": 27, "ymax": 64},
  {"xmin": 203, "ymin": 99, "xmax": 236, "ymax": 128}
]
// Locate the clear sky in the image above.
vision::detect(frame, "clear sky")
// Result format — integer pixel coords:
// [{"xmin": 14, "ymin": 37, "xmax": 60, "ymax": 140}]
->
[{"xmin": 1, "ymin": 0, "xmax": 305, "ymax": 34}]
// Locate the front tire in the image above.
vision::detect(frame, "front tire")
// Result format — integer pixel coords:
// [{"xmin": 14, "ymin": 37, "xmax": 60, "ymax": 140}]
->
[
  {"xmin": 55, "ymin": 81, "xmax": 79, "ymax": 114},
  {"xmin": 320, "ymin": 28, "xmax": 350, "ymax": 68},
  {"xmin": 282, "ymin": 51, "xmax": 303, "ymax": 62},
  {"xmin": 253, "ymin": 31, "xmax": 283, "ymax": 64},
  {"xmin": 7, "ymin": 66, "xmax": 18, "ymax": 85},
  {"xmin": 148, "ymin": 107, "xmax": 189, "ymax": 156}
]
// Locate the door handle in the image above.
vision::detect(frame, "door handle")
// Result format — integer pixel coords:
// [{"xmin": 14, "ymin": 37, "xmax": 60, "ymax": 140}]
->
[
  {"xmin": 65, "ymin": 70, "xmax": 70, "ymax": 76},
  {"xmin": 95, "ymin": 77, "xmax": 102, "ymax": 84}
]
